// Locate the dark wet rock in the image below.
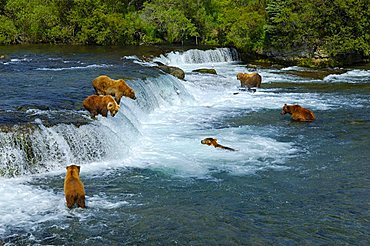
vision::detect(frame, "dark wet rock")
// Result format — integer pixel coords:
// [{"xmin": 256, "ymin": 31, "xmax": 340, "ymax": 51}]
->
[
  {"xmin": 16, "ymin": 105, "xmax": 50, "ymax": 112},
  {"xmin": 237, "ymin": 87, "xmax": 256, "ymax": 93},
  {"xmin": 192, "ymin": 68, "xmax": 217, "ymax": 75},
  {"xmin": 246, "ymin": 64, "xmax": 258, "ymax": 69},
  {"xmin": 285, "ymin": 68, "xmax": 346, "ymax": 80},
  {"xmin": 154, "ymin": 61, "xmax": 165, "ymax": 66},
  {"xmin": 155, "ymin": 65, "xmax": 185, "ymax": 80},
  {"xmin": 0, "ymin": 123, "xmax": 36, "ymax": 133}
]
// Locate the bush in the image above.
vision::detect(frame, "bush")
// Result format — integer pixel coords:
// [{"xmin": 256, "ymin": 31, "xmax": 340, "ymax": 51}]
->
[{"xmin": 0, "ymin": 15, "xmax": 17, "ymax": 44}]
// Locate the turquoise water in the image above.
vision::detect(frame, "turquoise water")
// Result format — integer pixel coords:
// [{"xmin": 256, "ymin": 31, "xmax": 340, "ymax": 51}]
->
[{"xmin": 0, "ymin": 46, "xmax": 369, "ymax": 245}]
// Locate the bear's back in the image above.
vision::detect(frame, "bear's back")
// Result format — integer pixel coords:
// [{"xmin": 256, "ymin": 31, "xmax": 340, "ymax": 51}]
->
[
  {"xmin": 93, "ymin": 75, "xmax": 116, "ymax": 89},
  {"xmin": 292, "ymin": 106, "xmax": 315, "ymax": 121}
]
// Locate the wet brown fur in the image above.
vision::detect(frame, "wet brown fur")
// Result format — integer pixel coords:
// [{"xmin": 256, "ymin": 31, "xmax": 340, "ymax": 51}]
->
[
  {"xmin": 281, "ymin": 104, "xmax": 316, "ymax": 122},
  {"xmin": 201, "ymin": 138, "xmax": 236, "ymax": 151},
  {"xmin": 92, "ymin": 75, "xmax": 136, "ymax": 104},
  {"xmin": 83, "ymin": 95, "xmax": 120, "ymax": 118},
  {"xmin": 236, "ymin": 72, "xmax": 262, "ymax": 88},
  {"xmin": 64, "ymin": 165, "xmax": 85, "ymax": 209}
]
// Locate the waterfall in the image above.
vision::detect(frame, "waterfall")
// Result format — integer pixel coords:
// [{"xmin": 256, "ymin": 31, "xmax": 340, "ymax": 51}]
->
[
  {"xmin": 0, "ymin": 74, "xmax": 192, "ymax": 177},
  {"xmin": 153, "ymin": 47, "xmax": 239, "ymax": 66}
]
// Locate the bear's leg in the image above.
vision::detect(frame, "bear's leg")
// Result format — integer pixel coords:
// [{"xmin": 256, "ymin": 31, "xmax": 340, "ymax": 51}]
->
[
  {"xmin": 66, "ymin": 194, "xmax": 76, "ymax": 209},
  {"xmin": 89, "ymin": 110, "xmax": 97, "ymax": 119},
  {"xmin": 305, "ymin": 112, "xmax": 315, "ymax": 121},
  {"xmin": 101, "ymin": 108, "xmax": 108, "ymax": 117},
  {"xmin": 77, "ymin": 195, "xmax": 86, "ymax": 208},
  {"xmin": 95, "ymin": 88, "xmax": 103, "ymax": 95},
  {"xmin": 115, "ymin": 94, "xmax": 121, "ymax": 105},
  {"xmin": 292, "ymin": 115, "xmax": 304, "ymax": 121}
]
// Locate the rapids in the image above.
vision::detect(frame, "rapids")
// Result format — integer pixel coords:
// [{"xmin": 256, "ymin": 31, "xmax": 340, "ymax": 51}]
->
[{"xmin": 0, "ymin": 46, "xmax": 369, "ymax": 245}]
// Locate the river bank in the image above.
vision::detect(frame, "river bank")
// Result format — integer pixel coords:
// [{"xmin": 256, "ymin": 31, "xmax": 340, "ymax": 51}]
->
[
  {"xmin": 2, "ymin": 43, "xmax": 370, "ymax": 69},
  {"xmin": 238, "ymin": 46, "xmax": 370, "ymax": 68}
]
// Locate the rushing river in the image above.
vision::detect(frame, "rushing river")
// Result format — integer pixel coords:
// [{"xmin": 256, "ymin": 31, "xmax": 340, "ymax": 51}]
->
[{"xmin": 0, "ymin": 45, "xmax": 369, "ymax": 245}]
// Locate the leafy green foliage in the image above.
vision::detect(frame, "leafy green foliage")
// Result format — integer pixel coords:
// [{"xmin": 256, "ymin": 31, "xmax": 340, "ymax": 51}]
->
[
  {"xmin": 4, "ymin": 0, "xmax": 61, "ymax": 43},
  {"xmin": 140, "ymin": 1, "xmax": 194, "ymax": 43},
  {"xmin": 0, "ymin": 0, "xmax": 368, "ymax": 62},
  {"xmin": 215, "ymin": 0, "xmax": 266, "ymax": 53},
  {"xmin": 0, "ymin": 15, "xmax": 17, "ymax": 43},
  {"xmin": 265, "ymin": 0, "xmax": 370, "ymax": 57}
]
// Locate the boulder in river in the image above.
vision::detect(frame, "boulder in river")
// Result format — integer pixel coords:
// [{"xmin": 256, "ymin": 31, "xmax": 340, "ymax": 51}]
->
[
  {"xmin": 156, "ymin": 65, "xmax": 185, "ymax": 80},
  {"xmin": 192, "ymin": 68, "xmax": 217, "ymax": 75}
]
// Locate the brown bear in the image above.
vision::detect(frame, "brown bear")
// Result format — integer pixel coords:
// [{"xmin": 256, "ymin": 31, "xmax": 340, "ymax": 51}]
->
[
  {"xmin": 201, "ymin": 138, "xmax": 236, "ymax": 151},
  {"xmin": 281, "ymin": 104, "xmax": 316, "ymax": 122},
  {"xmin": 64, "ymin": 164, "xmax": 85, "ymax": 209},
  {"xmin": 236, "ymin": 72, "xmax": 262, "ymax": 88},
  {"xmin": 83, "ymin": 95, "xmax": 120, "ymax": 118},
  {"xmin": 92, "ymin": 75, "xmax": 136, "ymax": 104}
]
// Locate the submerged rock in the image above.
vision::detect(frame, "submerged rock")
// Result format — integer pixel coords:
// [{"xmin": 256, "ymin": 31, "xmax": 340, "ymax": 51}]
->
[
  {"xmin": 16, "ymin": 105, "xmax": 50, "ymax": 112},
  {"xmin": 285, "ymin": 68, "xmax": 346, "ymax": 80}
]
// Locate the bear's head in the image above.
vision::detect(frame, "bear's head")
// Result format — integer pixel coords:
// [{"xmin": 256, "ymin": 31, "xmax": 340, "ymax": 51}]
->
[
  {"xmin": 117, "ymin": 79, "xmax": 136, "ymax": 100},
  {"xmin": 66, "ymin": 164, "xmax": 80, "ymax": 176},
  {"xmin": 201, "ymin": 138, "xmax": 218, "ymax": 146},
  {"xmin": 107, "ymin": 100, "xmax": 120, "ymax": 117},
  {"xmin": 281, "ymin": 104, "xmax": 300, "ymax": 115},
  {"xmin": 125, "ymin": 87, "xmax": 137, "ymax": 100},
  {"xmin": 237, "ymin": 73, "xmax": 255, "ymax": 80}
]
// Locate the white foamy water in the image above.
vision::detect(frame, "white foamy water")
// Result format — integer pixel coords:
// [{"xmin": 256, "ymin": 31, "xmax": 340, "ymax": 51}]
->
[
  {"xmin": 324, "ymin": 69, "xmax": 370, "ymax": 83},
  {"xmin": 128, "ymin": 107, "xmax": 297, "ymax": 178},
  {"xmin": 35, "ymin": 64, "xmax": 113, "ymax": 71},
  {"xmin": 2, "ymin": 58, "xmax": 33, "ymax": 65},
  {"xmin": 0, "ymin": 177, "xmax": 65, "ymax": 234},
  {"xmin": 153, "ymin": 47, "xmax": 239, "ymax": 66},
  {"xmin": 0, "ymin": 48, "xmax": 368, "ymax": 239}
]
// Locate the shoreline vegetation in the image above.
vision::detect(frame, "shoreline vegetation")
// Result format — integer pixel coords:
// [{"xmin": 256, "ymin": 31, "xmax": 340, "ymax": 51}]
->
[{"xmin": 1, "ymin": 0, "xmax": 369, "ymax": 67}]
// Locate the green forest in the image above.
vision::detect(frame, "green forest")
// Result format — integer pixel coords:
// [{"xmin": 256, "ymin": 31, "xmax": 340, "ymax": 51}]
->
[{"xmin": 0, "ymin": 0, "xmax": 369, "ymax": 64}]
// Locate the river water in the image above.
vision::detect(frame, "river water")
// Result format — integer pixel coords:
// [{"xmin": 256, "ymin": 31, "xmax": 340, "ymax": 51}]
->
[{"xmin": 0, "ymin": 45, "xmax": 369, "ymax": 245}]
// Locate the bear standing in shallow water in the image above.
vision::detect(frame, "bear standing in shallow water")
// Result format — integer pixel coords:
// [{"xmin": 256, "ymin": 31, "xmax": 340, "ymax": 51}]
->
[
  {"xmin": 236, "ymin": 72, "xmax": 262, "ymax": 89},
  {"xmin": 64, "ymin": 165, "xmax": 85, "ymax": 209},
  {"xmin": 83, "ymin": 95, "xmax": 120, "ymax": 118},
  {"xmin": 92, "ymin": 75, "xmax": 136, "ymax": 104},
  {"xmin": 281, "ymin": 104, "xmax": 316, "ymax": 122}
]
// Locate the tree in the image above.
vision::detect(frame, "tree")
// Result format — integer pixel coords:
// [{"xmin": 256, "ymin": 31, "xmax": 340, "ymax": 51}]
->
[
  {"xmin": 4, "ymin": 0, "xmax": 62, "ymax": 43},
  {"xmin": 0, "ymin": 15, "xmax": 17, "ymax": 43},
  {"xmin": 211, "ymin": 0, "xmax": 266, "ymax": 53},
  {"xmin": 140, "ymin": 0, "xmax": 198, "ymax": 43},
  {"xmin": 320, "ymin": 0, "xmax": 370, "ymax": 56},
  {"xmin": 264, "ymin": 0, "xmax": 370, "ymax": 57}
]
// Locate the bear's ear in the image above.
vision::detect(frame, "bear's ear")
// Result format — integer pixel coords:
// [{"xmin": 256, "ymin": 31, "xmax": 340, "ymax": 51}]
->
[
  {"xmin": 107, "ymin": 102, "xmax": 113, "ymax": 110},
  {"xmin": 77, "ymin": 165, "xmax": 80, "ymax": 173}
]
